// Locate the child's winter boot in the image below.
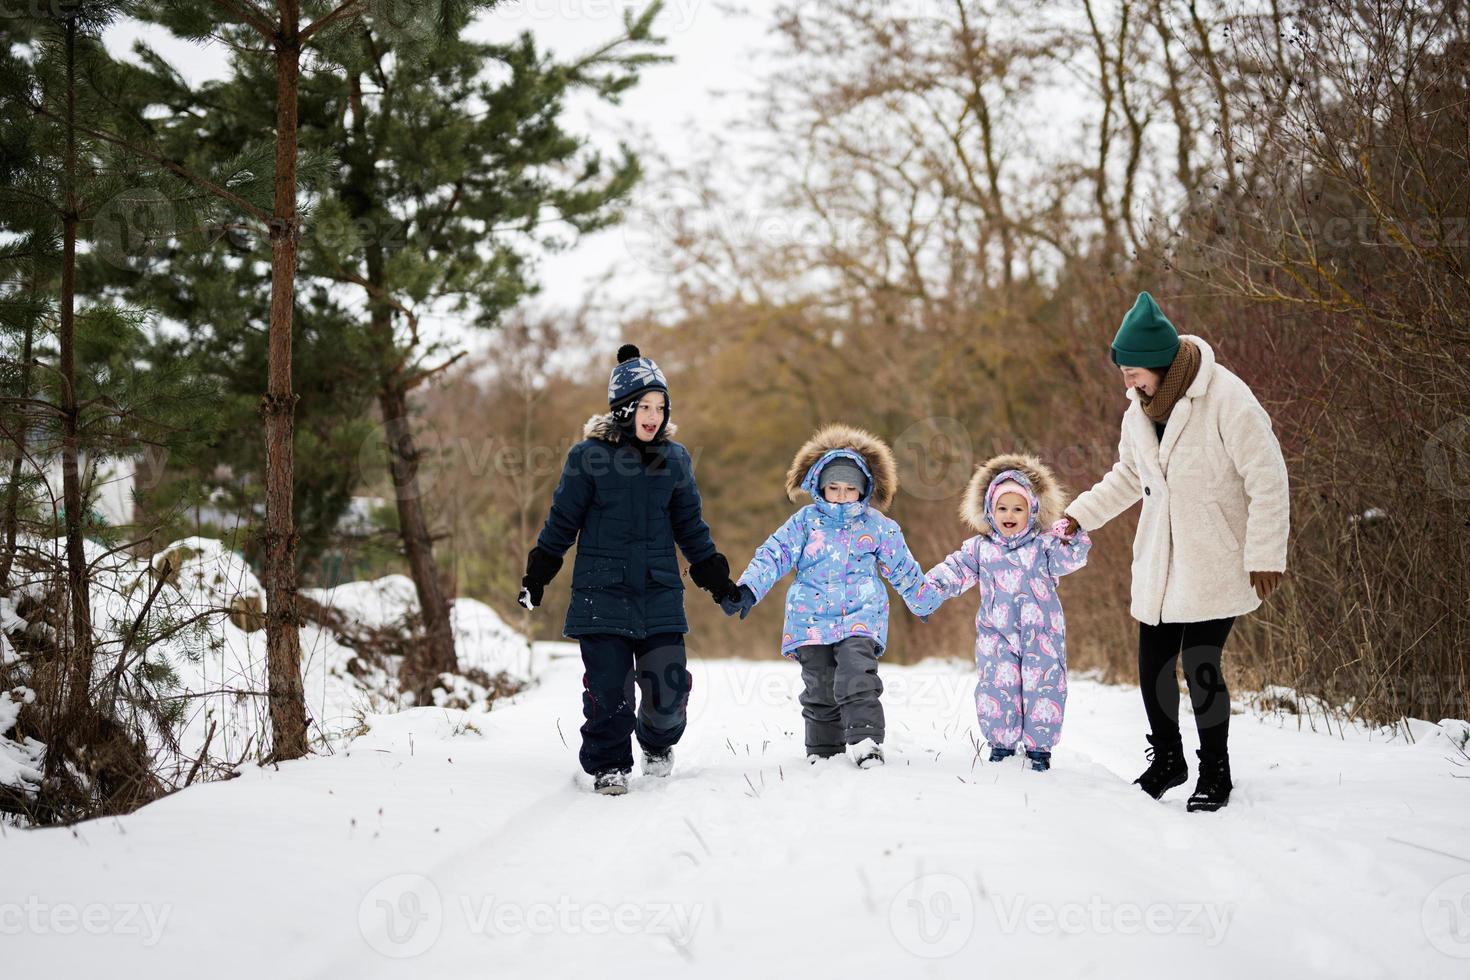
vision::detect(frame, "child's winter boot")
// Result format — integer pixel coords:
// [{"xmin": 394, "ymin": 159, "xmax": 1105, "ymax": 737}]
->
[
  {"xmin": 593, "ymin": 768, "xmax": 630, "ymax": 795},
  {"xmin": 1025, "ymin": 749, "xmax": 1051, "ymax": 772},
  {"xmin": 988, "ymin": 745, "xmax": 1016, "ymax": 763},
  {"xmin": 642, "ymin": 746, "xmax": 674, "ymax": 778},
  {"xmin": 849, "ymin": 738, "xmax": 884, "ymax": 768}
]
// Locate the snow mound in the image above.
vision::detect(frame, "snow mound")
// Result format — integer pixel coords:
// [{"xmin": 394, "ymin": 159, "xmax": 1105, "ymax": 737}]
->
[
  {"xmin": 302, "ymin": 574, "xmax": 419, "ymax": 631},
  {"xmin": 0, "ymin": 687, "xmax": 42, "ymax": 790},
  {"xmin": 1436, "ymin": 718, "xmax": 1470, "ymax": 749},
  {"xmin": 152, "ymin": 535, "xmax": 266, "ymax": 607},
  {"xmin": 302, "ymin": 574, "xmax": 536, "ymax": 711},
  {"xmin": 452, "ymin": 597, "xmax": 534, "ymax": 680},
  {"xmin": 0, "ymin": 536, "xmax": 534, "ymax": 795}
]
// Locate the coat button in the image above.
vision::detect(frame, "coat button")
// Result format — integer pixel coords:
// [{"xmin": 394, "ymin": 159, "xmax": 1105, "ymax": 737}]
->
[{"xmin": 1144, "ymin": 486, "xmax": 1151, "ymax": 496}]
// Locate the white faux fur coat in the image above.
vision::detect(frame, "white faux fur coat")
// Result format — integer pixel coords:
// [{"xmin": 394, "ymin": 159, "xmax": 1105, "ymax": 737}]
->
[{"xmin": 1064, "ymin": 335, "xmax": 1289, "ymax": 625}]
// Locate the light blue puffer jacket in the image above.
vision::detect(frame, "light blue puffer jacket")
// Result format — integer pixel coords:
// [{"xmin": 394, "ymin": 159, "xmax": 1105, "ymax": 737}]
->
[{"xmin": 736, "ymin": 425, "xmax": 937, "ymax": 657}]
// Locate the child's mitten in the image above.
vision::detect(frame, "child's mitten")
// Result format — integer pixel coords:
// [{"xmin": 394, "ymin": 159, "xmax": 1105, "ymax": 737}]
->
[
  {"xmin": 519, "ymin": 546, "xmax": 563, "ymax": 610},
  {"xmin": 719, "ymin": 585, "xmax": 757, "ymax": 619},
  {"xmin": 689, "ymin": 552, "xmax": 741, "ymax": 603}
]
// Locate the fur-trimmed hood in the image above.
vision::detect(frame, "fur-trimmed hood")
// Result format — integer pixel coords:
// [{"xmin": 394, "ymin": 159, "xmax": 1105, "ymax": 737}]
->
[
  {"xmin": 785, "ymin": 424, "xmax": 898, "ymax": 510},
  {"xmin": 582, "ymin": 412, "xmax": 678, "ymax": 444},
  {"xmin": 960, "ymin": 453, "xmax": 1067, "ymax": 535}
]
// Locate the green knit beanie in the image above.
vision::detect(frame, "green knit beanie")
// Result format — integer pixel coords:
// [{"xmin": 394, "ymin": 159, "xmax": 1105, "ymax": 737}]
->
[{"xmin": 1110, "ymin": 291, "xmax": 1180, "ymax": 368}]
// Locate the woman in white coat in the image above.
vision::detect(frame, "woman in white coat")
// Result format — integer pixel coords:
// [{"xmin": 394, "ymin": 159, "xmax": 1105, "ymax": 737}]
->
[{"xmin": 1063, "ymin": 292, "xmax": 1289, "ymax": 812}]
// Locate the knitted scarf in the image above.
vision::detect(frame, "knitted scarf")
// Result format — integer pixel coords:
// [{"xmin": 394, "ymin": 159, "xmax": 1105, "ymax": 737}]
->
[{"xmin": 1139, "ymin": 338, "xmax": 1201, "ymax": 424}]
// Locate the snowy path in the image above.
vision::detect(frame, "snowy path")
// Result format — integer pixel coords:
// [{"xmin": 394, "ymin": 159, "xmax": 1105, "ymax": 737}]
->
[{"xmin": 5, "ymin": 650, "xmax": 1468, "ymax": 978}]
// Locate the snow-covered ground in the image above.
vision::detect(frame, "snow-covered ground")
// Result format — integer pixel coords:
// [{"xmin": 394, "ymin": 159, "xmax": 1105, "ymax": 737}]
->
[
  {"xmin": 0, "ymin": 536, "xmax": 538, "ymax": 793},
  {"xmin": 4, "ymin": 650, "xmax": 1468, "ymax": 978}
]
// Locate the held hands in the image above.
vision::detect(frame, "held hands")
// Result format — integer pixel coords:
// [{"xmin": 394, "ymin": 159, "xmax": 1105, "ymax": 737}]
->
[
  {"xmin": 720, "ymin": 584, "xmax": 758, "ymax": 620},
  {"xmin": 689, "ymin": 552, "xmax": 742, "ymax": 606},
  {"xmin": 1059, "ymin": 515, "xmax": 1081, "ymax": 539},
  {"xmin": 1250, "ymin": 570, "xmax": 1284, "ymax": 601}
]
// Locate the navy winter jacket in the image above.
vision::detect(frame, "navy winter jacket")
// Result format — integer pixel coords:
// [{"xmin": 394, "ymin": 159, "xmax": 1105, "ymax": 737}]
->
[{"xmin": 535, "ymin": 413, "xmax": 717, "ymax": 639}]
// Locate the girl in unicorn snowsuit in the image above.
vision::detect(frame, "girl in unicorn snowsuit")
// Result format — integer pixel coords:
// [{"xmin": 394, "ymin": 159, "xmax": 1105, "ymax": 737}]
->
[
  {"xmin": 922, "ymin": 454, "xmax": 1091, "ymax": 771},
  {"xmin": 721, "ymin": 425, "xmax": 938, "ymax": 768}
]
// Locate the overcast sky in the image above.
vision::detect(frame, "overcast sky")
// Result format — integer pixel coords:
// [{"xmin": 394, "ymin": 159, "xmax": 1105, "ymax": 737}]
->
[
  {"xmin": 103, "ymin": 1, "xmax": 780, "ymax": 352},
  {"xmin": 474, "ymin": 1, "xmax": 780, "ymax": 321}
]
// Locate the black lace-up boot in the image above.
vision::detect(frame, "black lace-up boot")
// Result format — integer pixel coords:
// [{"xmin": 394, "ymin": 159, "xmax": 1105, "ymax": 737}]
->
[
  {"xmin": 1134, "ymin": 735, "xmax": 1188, "ymax": 799},
  {"xmin": 1186, "ymin": 750, "xmax": 1233, "ymax": 812}
]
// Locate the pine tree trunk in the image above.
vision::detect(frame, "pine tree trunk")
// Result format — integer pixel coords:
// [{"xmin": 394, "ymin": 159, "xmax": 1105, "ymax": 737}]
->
[
  {"xmin": 58, "ymin": 16, "xmax": 94, "ymax": 727},
  {"xmin": 351, "ymin": 123, "xmax": 457, "ymax": 696},
  {"xmin": 260, "ymin": 13, "xmax": 308, "ymax": 761},
  {"xmin": 379, "ymin": 378, "xmax": 457, "ymax": 698},
  {"xmin": 0, "ymin": 314, "xmax": 35, "ymax": 591}
]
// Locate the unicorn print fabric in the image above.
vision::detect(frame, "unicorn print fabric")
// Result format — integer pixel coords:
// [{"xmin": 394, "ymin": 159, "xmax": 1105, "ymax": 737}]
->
[
  {"xmin": 922, "ymin": 454, "xmax": 1091, "ymax": 751},
  {"xmin": 736, "ymin": 425, "xmax": 936, "ymax": 657}
]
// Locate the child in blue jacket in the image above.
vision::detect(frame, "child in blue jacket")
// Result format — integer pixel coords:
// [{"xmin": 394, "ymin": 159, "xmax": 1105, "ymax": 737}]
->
[{"xmin": 722, "ymin": 425, "xmax": 937, "ymax": 768}]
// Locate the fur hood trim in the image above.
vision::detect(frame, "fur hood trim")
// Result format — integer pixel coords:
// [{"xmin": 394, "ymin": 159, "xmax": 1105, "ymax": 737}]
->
[
  {"xmin": 960, "ymin": 453, "xmax": 1067, "ymax": 534},
  {"xmin": 582, "ymin": 412, "xmax": 678, "ymax": 444},
  {"xmin": 785, "ymin": 424, "xmax": 898, "ymax": 510}
]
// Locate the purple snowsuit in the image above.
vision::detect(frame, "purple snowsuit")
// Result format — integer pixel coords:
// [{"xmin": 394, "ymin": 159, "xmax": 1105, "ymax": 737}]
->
[
  {"xmin": 737, "ymin": 447, "xmax": 936, "ymax": 658},
  {"xmin": 923, "ymin": 468, "xmax": 1091, "ymax": 750}
]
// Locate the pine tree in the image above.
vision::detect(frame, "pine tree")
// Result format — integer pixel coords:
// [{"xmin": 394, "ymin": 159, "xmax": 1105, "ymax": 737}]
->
[
  {"xmin": 6, "ymin": 0, "xmax": 397, "ymax": 761},
  {"xmin": 109, "ymin": 0, "xmax": 494, "ymax": 757},
  {"xmin": 0, "ymin": 0, "xmax": 218, "ymax": 815},
  {"xmin": 119, "ymin": 1, "xmax": 666, "ymax": 698},
  {"xmin": 0, "ymin": 0, "xmax": 142, "ymax": 755},
  {"xmin": 297, "ymin": 3, "xmax": 666, "ymax": 695}
]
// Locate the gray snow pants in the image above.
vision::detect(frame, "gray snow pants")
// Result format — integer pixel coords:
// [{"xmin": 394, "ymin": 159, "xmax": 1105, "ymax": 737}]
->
[{"xmin": 793, "ymin": 636, "xmax": 884, "ymax": 755}]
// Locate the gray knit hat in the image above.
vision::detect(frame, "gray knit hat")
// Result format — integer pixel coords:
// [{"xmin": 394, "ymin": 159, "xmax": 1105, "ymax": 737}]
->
[{"xmin": 819, "ymin": 458, "xmax": 868, "ymax": 496}]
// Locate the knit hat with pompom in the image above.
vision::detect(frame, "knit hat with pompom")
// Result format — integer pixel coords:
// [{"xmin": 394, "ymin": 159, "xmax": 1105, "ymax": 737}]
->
[{"xmin": 607, "ymin": 343, "xmax": 669, "ymax": 408}]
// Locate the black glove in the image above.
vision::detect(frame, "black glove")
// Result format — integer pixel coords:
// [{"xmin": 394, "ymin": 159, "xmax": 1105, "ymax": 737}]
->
[
  {"xmin": 688, "ymin": 552, "xmax": 740, "ymax": 603},
  {"xmin": 719, "ymin": 584, "xmax": 758, "ymax": 620},
  {"xmin": 519, "ymin": 546, "xmax": 563, "ymax": 611}
]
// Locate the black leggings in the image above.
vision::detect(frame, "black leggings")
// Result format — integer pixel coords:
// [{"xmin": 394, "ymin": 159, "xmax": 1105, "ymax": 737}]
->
[{"xmin": 1138, "ymin": 617, "xmax": 1235, "ymax": 757}]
